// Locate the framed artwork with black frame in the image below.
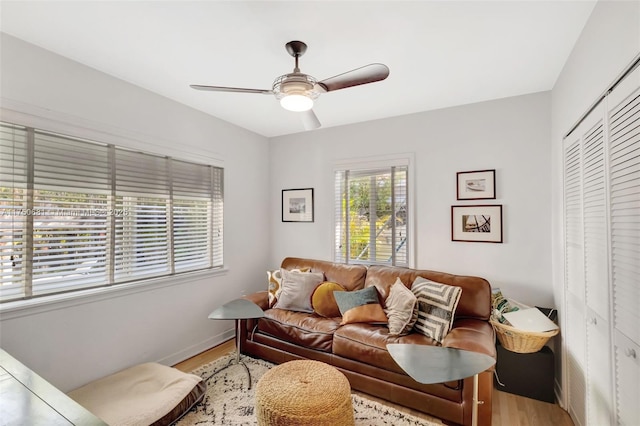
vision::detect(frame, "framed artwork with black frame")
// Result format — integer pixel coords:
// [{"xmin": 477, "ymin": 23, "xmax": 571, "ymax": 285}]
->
[
  {"xmin": 282, "ymin": 188, "xmax": 314, "ymax": 222},
  {"xmin": 456, "ymin": 169, "xmax": 496, "ymax": 200},
  {"xmin": 451, "ymin": 204, "xmax": 503, "ymax": 243}
]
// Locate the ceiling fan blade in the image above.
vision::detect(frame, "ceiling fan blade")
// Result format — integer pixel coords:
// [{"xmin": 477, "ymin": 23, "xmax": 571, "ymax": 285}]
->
[
  {"xmin": 301, "ymin": 109, "xmax": 321, "ymax": 131},
  {"xmin": 190, "ymin": 84, "xmax": 273, "ymax": 95},
  {"xmin": 317, "ymin": 63, "xmax": 389, "ymax": 92}
]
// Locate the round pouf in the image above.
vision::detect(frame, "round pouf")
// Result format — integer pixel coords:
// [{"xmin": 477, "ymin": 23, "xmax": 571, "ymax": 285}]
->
[{"xmin": 255, "ymin": 360, "xmax": 355, "ymax": 426}]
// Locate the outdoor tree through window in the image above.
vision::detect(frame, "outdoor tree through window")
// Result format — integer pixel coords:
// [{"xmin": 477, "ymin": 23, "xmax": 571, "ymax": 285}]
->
[{"xmin": 335, "ymin": 164, "xmax": 408, "ymax": 266}]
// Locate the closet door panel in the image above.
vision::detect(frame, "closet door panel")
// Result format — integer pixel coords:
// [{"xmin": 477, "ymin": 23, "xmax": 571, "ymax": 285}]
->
[
  {"xmin": 614, "ymin": 330, "xmax": 639, "ymax": 426},
  {"xmin": 582, "ymin": 117, "xmax": 609, "ymax": 320},
  {"xmin": 608, "ymin": 64, "xmax": 640, "ymax": 425},
  {"xmin": 608, "ymin": 72, "xmax": 640, "ymax": 346},
  {"xmin": 586, "ymin": 309, "xmax": 613, "ymax": 425},
  {"xmin": 566, "ymin": 293, "xmax": 587, "ymax": 426},
  {"xmin": 564, "ymin": 137, "xmax": 585, "ymax": 302}
]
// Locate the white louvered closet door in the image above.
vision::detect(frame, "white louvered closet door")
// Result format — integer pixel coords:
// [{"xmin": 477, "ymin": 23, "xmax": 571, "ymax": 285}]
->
[
  {"xmin": 563, "ymin": 133, "xmax": 586, "ymax": 426},
  {"xmin": 563, "ymin": 104, "xmax": 607, "ymax": 426},
  {"xmin": 563, "ymin": 61, "xmax": 640, "ymax": 426},
  {"xmin": 582, "ymin": 106, "xmax": 615, "ymax": 426},
  {"xmin": 608, "ymin": 64, "xmax": 640, "ymax": 426}
]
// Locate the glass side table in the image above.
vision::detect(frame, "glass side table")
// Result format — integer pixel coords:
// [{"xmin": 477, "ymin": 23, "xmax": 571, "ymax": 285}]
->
[
  {"xmin": 208, "ymin": 298, "xmax": 265, "ymax": 389},
  {"xmin": 387, "ymin": 344, "xmax": 495, "ymax": 426}
]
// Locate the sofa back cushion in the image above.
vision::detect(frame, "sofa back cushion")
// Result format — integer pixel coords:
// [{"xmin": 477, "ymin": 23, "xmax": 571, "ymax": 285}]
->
[
  {"xmin": 365, "ymin": 265, "xmax": 491, "ymax": 320},
  {"xmin": 281, "ymin": 258, "xmax": 367, "ymax": 291}
]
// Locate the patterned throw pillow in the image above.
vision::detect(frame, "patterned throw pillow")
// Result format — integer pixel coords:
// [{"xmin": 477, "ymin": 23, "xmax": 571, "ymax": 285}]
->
[
  {"xmin": 333, "ymin": 286, "xmax": 388, "ymax": 325},
  {"xmin": 272, "ymin": 269, "xmax": 325, "ymax": 313},
  {"xmin": 384, "ymin": 277, "xmax": 419, "ymax": 336},
  {"xmin": 411, "ymin": 276, "xmax": 462, "ymax": 343},
  {"xmin": 267, "ymin": 267, "xmax": 309, "ymax": 308},
  {"xmin": 311, "ymin": 282, "xmax": 346, "ymax": 317}
]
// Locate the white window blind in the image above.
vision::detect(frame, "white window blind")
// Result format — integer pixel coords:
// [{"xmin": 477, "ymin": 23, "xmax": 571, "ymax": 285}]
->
[
  {"xmin": 115, "ymin": 149, "xmax": 170, "ymax": 281},
  {"xmin": 0, "ymin": 121, "xmax": 224, "ymax": 302},
  {"xmin": 0, "ymin": 124, "xmax": 28, "ymax": 300},
  {"xmin": 334, "ymin": 165, "xmax": 408, "ymax": 266},
  {"xmin": 172, "ymin": 159, "xmax": 214, "ymax": 272},
  {"xmin": 32, "ymin": 131, "xmax": 111, "ymax": 296}
]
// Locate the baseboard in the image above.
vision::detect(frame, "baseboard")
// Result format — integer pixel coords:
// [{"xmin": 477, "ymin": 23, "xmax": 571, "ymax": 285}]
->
[
  {"xmin": 159, "ymin": 328, "xmax": 235, "ymax": 367},
  {"xmin": 554, "ymin": 378, "xmax": 564, "ymax": 409}
]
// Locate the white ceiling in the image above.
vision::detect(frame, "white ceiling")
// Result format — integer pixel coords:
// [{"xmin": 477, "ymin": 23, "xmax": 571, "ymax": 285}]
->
[{"xmin": 0, "ymin": 1, "xmax": 596, "ymax": 138}]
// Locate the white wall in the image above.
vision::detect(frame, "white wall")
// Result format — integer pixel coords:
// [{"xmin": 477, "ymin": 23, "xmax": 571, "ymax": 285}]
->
[
  {"xmin": 0, "ymin": 34, "xmax": 271, "ymax": 391},
  {"xmin": 269, "ymin": 92, "xmax": 553, "ymax": 307},
  {"xmin": 550, "ymin": 0, "xmax": 640, "ymax": 405}
]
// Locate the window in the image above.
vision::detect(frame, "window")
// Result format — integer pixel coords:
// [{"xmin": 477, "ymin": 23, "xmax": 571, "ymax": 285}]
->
[
  {"xmin": 0, "ymin": 122, "xmax": 224, "ymax": 302},
  {"xmin": 334, "ymin": 161, "xmax": 409, "ymax": 267}
]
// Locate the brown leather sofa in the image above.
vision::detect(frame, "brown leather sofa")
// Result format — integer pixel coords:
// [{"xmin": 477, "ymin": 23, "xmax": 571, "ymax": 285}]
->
[{"xmin": 240, "ymin": 257, "xmax": 496, "ymax": 426}]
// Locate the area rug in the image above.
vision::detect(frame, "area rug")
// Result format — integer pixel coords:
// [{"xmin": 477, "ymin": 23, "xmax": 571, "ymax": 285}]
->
[{"xmin": 177, "ymin": 352, "xmax": 442, "ymax": 426}]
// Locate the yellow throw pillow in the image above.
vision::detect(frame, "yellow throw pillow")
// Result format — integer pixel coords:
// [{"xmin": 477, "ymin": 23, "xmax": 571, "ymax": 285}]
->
[{"xmin": 311, "ymin": 282, "xmax": 346, "ymax": 317}]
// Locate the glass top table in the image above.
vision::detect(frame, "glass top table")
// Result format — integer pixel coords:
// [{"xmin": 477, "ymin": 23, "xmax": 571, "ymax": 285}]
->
[
  {"xmin": 387, "ymin": 344, "xmax": 495, "ymax": 426},
  {"xmin": 208, "ymin": 298, "xmax": 265, "ymax": 389}
]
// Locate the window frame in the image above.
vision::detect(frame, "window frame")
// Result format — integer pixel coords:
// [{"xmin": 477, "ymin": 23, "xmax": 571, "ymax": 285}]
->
[
  {"xmin": 0, "ymin": 120, "xmax": 225, "ymax": 304},
  {"xmin": 333, "ymin": 153, "xmax": 415, "ymax": 268}
]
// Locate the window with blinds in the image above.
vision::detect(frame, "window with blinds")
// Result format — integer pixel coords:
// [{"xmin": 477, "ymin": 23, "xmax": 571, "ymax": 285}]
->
[
  {"xmin": 334, "ymin": 164, "xmax": 408, "ymax": 266},
  {"xmin": 0, "ymin": 122, "xmax": 224, "ymax": 302}
]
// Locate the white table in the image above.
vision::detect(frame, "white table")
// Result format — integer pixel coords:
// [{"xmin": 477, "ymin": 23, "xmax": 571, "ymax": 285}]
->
[{"xmin": 387, "ymin": 344, "xmax": 495, "ymax": 426}]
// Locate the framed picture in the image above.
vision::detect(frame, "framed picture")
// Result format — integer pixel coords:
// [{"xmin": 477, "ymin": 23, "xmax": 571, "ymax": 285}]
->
[
  {"xmin": 451, "ymin": 205, "xmax": 503, "ymax": 243},
  {"xmin": 282, "ymin": 188, "xmax": 314, "ymax": 222},
  {"xmin": 456, "ymin": 169, "xmax": 496, "ymax": 200}
]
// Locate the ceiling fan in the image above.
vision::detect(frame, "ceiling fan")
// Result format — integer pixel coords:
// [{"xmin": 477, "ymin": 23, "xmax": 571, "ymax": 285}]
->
[{"xmin": 190, "ymin": 41, "xmax": 390, "ymax": 130}]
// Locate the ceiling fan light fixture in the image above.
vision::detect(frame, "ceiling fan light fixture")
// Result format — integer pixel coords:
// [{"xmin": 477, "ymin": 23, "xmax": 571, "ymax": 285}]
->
[
  {"xmin": 280, "ymin": 94, "xmax": 314, "ymax": 112},
  {"xmin": 273, "ymin": 73, "xmax": 319, "ymax": 112}
]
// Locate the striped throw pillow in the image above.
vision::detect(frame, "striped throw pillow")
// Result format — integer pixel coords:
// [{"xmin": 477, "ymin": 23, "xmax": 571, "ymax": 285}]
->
[{"xmin": 411, "ymin": 276, "xmax": 462, "ymax": 343}]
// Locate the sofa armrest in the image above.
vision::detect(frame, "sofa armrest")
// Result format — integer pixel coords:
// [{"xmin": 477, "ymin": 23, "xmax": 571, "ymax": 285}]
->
[
  {"xmin": 242, "ymin": 291, "xmax": 269, "ymax": 311},
  {"xmin": 442, "ymin": 319, "xmax": 496, "ymax": 361}
]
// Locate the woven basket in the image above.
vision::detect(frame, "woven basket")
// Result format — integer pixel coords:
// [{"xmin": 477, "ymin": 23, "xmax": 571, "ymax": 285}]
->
[{"xmin": 491, "ymin": 319, "xmax": 559, "ymax": 353}]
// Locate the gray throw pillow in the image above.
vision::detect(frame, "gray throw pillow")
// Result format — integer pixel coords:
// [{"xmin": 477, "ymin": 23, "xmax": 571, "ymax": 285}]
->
[{"xmin": 272, "ymin": 269, "xmax": 324, "ymax": 313}]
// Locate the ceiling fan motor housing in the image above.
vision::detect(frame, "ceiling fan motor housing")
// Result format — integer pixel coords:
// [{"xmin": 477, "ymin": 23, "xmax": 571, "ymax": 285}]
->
[{"xmin": 272, "ymin": 73, "xmax": 320, "ymax": 100}]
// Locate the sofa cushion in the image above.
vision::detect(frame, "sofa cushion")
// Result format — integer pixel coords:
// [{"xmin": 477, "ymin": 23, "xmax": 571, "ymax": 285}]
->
[
  {"xmin": 311, "ymin": 281, "xmax": 346, "ymax": 317},
  {"xmin": 334, "ymin": 286, "xmax": 387, "ymax": 325},
  {"xmin": 273, "ymin": 269, "xmax": 324, "ymax": 313},
  {"xmin": 411, "ymin": 277, "xmax": 462, "ymax": 343},
  {"xmin": 365, "ymin": 265, "xmax": 491, "ymax": 320},
  {"xmin": 281, "ymin": 257, "xmax": 367, "ymax": 291},
  {"xmin": 258, "ymin": 309, "xmax": 341, "ymax": 352},
  {"xmin": 333, "ymin": 323, "xmax": 436, "ymax": 374},
  {"xmin": 384, "ymin": 277, "xmax": 419, "ymax": 336}
]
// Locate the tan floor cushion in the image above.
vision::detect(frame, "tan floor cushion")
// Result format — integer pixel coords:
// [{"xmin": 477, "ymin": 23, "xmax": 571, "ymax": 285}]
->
[{"xmin": 68, "ymin": 362, "xmax": 204, "ymax": 426}]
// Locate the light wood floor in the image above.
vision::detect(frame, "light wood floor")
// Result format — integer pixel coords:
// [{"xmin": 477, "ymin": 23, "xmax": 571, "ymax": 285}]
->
[{"xmin": 174, "ymin": 340, "xmax": 574, "ymax": 426}]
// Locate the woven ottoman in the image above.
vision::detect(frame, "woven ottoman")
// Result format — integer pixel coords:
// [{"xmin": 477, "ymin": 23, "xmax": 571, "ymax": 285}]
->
[{"xmin": 255, "ymin": 360, "xmax": 355, "ymax": 426}]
